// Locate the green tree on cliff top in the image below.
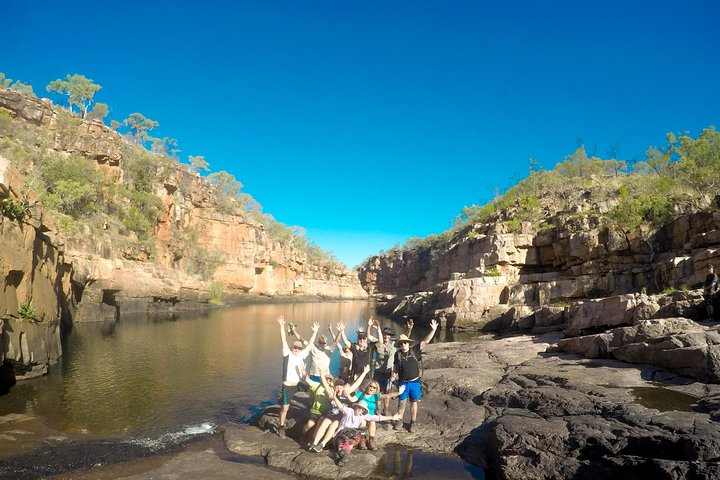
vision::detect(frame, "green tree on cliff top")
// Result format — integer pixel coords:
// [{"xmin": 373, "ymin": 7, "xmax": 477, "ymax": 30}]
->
[
  {"xmin": 46, "ymin": 74, "xmax": 102, "ymax": 118},
  {"xmin": 124, "ymin": 112, "xmax": 159, "ymax": 146}
]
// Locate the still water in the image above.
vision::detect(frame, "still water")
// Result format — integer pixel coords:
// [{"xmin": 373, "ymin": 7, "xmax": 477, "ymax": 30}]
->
[{"xmin": 0, "ymin": 300, "xmax": 482, "ymax": 478}]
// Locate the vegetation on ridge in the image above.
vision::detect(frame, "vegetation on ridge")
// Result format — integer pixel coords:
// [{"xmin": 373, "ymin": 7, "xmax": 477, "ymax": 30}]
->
[
  {"xmin": 373, "ymin": 126, "xmax": 719, "ymax": 263},
  {"xmin": 0, "ymin": 71, "xmax": 343, "ymax": 279}
]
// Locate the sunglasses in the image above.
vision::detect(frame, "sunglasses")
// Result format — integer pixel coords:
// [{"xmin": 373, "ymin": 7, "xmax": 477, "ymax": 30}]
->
[
  {"xmin": 292, "ymin": 346, "xmax": 302, "ymax": 350},
  {"xmin": 368, "ymin": 385, "xmax": 377, "ymax": 390}
]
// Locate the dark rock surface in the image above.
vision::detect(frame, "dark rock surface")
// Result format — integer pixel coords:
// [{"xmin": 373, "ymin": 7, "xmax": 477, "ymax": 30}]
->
[{"xmin": 225, "ymin": 332, "xmax": 720, "ymax": 479}]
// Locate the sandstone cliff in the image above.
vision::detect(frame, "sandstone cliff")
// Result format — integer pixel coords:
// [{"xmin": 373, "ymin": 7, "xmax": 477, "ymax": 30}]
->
[
  {"xmin": 359, "ymin": 189, "xmax": 720, "ymax": 333},
  {"xmin": 0, "ymin": 89, "xmax": 366, "ymax": 378}
]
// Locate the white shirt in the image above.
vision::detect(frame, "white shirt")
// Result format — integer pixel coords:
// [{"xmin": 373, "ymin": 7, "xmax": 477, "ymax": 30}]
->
[{"xmin": 282, "ymin": 345, "xmax": 308, "ymax": 386}]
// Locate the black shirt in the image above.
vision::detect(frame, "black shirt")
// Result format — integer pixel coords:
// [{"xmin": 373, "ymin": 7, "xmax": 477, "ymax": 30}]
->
[
  {"xmin": 394, "ymin": 345, "xmax": 422, "ymax": 382},
  {"xmin": 351, "ymin": 344, "xmax": 371, "ymax": 378}
]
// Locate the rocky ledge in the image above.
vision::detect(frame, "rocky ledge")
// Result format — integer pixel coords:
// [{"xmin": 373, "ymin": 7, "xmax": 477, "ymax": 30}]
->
[{"xmin": 223, "ymin": 324, "xmax": 720, "ymax": 479}]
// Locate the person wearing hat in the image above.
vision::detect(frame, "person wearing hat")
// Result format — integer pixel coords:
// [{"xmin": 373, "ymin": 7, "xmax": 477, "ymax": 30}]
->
[
  {"xmin": 310, "ymin": 381, "xmax": 400, "ymax": 466},
  {"xmin": 276, "ymin": 316, "xmax": 319, "ymax": 439},
  {"xmin": 372, "ymin": 323, "xmax": 404, "ymax": 416},
  {"xmin": 290, "ymin": 323, "xmax": 342, "ymax": 382},
  {"xmin": 308, "ymin": 364, "xmax": 371, "ymax": 452},
  {"xmin": 704, "ymin": 264, "xmax": 719, "ymax": 321},
  {"xmin": 301, "ymin": 371, "xmax": 346, "ymax": 440},
  {"xmin": 392, "ymin": 318, "xmax": 439, "ymax": 433}
]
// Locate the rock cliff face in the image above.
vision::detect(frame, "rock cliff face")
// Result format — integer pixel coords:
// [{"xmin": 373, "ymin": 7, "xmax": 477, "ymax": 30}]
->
[
  {"xmin": 0, "ymin": 90, "xmax": 366, "ymax": 377},
  {"xmin": 0, "ymin": 157, "xmax": 72, "ymax": 379},
  {"xmin": 359, "ymin": 197, "xmax": 720, "ymax": 333}
]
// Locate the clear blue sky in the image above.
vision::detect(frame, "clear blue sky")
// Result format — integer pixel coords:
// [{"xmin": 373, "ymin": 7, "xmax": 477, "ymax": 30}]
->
[{"xmin": 4, "ymin": 1, "xmax": 719, "ymax": 267}]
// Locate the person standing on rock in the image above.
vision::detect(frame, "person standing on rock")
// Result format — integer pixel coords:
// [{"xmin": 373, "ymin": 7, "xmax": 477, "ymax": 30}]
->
[
  {"xmin": 289, "ymin": 323, "xmax": 341, "ymax": 382},
  {"xmin": 392, "ymin": 319, "xmax": 438, "ymax": 433},
  {"xmin": 276, "ymin": 316, "xmax": 319, "ymax": 439},
  {"xmin": 340, "ymin": 317, "xmax": 378, "ymax": 384},
  {"xmin": 704, "ymin": 265, "xmax": 719, "ymax": 321}
]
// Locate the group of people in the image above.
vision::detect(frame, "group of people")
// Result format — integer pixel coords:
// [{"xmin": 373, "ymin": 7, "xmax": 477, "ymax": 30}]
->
[{"xmin": 275, "ymin": 315, "xmax": 438, "ymax": 466}]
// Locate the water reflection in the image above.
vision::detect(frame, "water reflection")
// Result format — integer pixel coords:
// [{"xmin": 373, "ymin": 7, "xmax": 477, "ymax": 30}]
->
[
  {"xmin": 0, "ymin": 301, "xmax": 433, "ymax": 440},
  {"xmin": 382, "ymin": 445, "xmax": 484, "ymax": 479}
]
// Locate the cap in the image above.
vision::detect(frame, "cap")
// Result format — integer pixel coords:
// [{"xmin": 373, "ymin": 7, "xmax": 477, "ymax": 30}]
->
[{"xmin": 292, "ymin": 340, "xmax": 303, "ymax": 349}]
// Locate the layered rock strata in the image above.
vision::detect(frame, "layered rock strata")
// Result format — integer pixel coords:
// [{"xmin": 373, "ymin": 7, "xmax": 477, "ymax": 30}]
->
[{"xmin": 360, "ymin": 200, "xmax": 720, "ymax": 333}]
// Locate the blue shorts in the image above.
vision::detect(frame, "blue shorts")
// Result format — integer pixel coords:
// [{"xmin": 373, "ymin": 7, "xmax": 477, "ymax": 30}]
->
[
  {"xmin": 309, "ymin": 374, "xmax": 322, "ymax": 383},
  {"xmin": 398, "ymin": 381, "xmax": 422, "ymax": 401}
]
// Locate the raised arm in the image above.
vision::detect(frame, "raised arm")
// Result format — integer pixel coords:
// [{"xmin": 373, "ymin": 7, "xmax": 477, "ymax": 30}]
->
[
  {"xmin": 406, "ymin": 318, "xmax": 414, "ymax": 337},
  {"xmin": 290, "ymin": 323, "xmax": 307, "ymax": 345},
  {"xmin": 419, "ymin": 319, "xmax": 439, "ymax": 350},
  {"xmin": 302, "ymin": 322, "xmax": 320, "ymax": 355},
  {"xmin": 328, "ymin": 324, "xmax": 342, "ymax": 353},
  {"xmin": 277, "ymin": 316, "xmax": 289, "ymax": 351},
  {"xmin": 366, "ymin": 317, "xmax": 378, "ymax": 343},
  {"xmin": 344, "ymin": 364, "xmax": 370, "ymax": 396},
  {"xmin": 320, "ymin": 371, "xmax": 334, "ymax": 395},
  {"xmin": 373, "ymin": 320, "xmax": 382, "ymax": 341},
  {"xmin": 339, "ymin": 322, "xmax": 350, "ymax": 348}
]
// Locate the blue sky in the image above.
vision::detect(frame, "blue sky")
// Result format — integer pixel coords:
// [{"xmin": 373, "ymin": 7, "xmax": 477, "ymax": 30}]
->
[{"xmin": 4, "ymin": 1, "xmax": 719, "ymax": 267}]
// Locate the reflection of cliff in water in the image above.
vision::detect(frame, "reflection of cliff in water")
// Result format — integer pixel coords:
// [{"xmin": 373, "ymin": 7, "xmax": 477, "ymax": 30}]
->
[{"xmin": 381, "ymin": 445, "xmax": 484, "ymax": 479}]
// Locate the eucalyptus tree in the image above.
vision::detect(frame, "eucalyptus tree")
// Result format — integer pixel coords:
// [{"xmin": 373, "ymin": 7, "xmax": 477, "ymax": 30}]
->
[
  {"xmin": 124, "ymin": 113, "xmax": 159, "ymax": 146},
  {"xmin": 46, "ymin": 74, "xmax": 102, "ymax": 117}
]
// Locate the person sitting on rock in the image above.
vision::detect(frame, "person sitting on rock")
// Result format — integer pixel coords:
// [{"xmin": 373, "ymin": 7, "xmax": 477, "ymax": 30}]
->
[
  {"xmin": 704, "ymin": 265, "xmax": 719, "ymax": 321},
  {"xmin": 308, "ymin": 364, "xmax": 370, "ymax": 452},
  {"xmin": 301, "ymin": 371, "xmax": 345, "ymax": 442},
  {"xmin": 392, "ymin": 319, "xmax": 438, "ymax": 433},
  {"xmin": 310, "ymin": 387, "xmax": 399, "ymax": 466},
  {"xmin": 276, "ymin": 316, "xmax": 319, "ymax": 439},
  {"xmin": 290, "ymin": 323, "xmax": 341, "ymax": 382},
  {"xmin": 350, "ymin": 379, "xmax": 404, "ymax": 450}
]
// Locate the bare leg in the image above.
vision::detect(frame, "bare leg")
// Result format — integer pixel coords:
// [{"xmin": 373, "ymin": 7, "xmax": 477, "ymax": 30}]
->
[
  {"xmin": 410, "ymin": 401, "xmax": 418, "ymax": 422},
  {"xmin": 312, "ymin": 417, "xmax": 332, "ymax": 444},
  {"xmin": 303, "ymin": 418, "xmax": 316, "ymax": 435},
  {"xmin": 319, "ymin": 420, "xmax": 339, "ymax": 446},
  {"xmin": 279, "ymin": 404, "xmax": 289, "ymax": 427}
]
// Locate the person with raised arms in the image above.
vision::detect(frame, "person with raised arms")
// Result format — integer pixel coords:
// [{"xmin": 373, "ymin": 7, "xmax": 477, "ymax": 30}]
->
[
  {"xmin": 392, "ymin": 318, "xmax": 438, "ymax": 433},
  {"xmin": 276, "ymin": 315, "xmax": 318, "ymax": 439}
]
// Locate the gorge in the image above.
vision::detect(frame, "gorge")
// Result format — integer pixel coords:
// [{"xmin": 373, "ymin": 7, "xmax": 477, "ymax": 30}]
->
[{"xmin": 2, "ymin": 87, "xmax": 720, "ymax": 479}]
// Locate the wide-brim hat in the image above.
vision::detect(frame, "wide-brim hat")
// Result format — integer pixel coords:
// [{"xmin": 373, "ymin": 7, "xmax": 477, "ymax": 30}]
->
[
  {"xmin": 354, "ymin": 400, "xmax": 369, "ymax": 413},
  {"xmin": 395, "ymin": 334, "xmax": 415, "ymax": 348}
]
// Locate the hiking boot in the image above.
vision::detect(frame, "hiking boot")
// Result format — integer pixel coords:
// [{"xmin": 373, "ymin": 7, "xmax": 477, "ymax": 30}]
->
[
  {"xmin": 357, "ymin": 437, "xmax": 367, "ymax": 450},
  {"xmin": 277, "ymin": 424, "xmax": 286, "ymax": 439},
  {"xmin": 393, "ymin": 419, "xmax": 403, "ymax": 431},
  {"xmin": 367, "ymin": 437, "xmax": 377, "ymax": 450},
  {"xmin": 409, "ymin": 421, "xmax": 417, "ymax": 433}
]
